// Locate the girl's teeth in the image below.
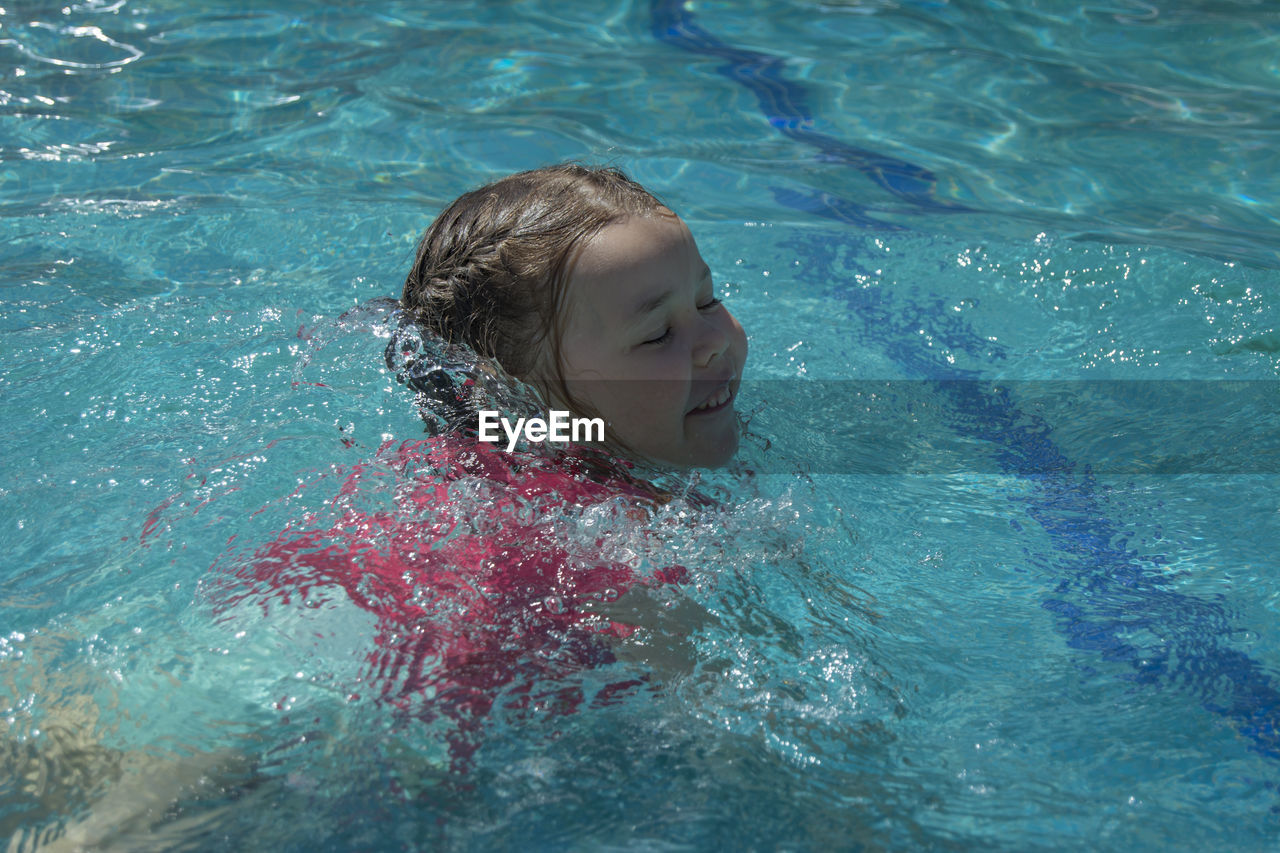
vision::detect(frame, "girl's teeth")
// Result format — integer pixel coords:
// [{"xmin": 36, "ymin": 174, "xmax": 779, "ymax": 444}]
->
[{"xmin": 694, "ymin": 387, "xmax": 730, "ymax": 411}]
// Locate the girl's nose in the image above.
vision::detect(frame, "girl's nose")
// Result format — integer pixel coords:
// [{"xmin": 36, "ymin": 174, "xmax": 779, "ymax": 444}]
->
[{"xmin": 693, "ymin": 316, "xmax": 730, "ymax": 367}]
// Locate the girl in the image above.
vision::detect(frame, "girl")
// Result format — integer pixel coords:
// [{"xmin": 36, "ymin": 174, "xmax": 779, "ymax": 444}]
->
[
  {"xmin": 220, "ymin": 164, "xmax": 750, "ymax": 770},
  {"xmin": 8, "ymin": 165, "xmax": 747, "ymax": 846}
]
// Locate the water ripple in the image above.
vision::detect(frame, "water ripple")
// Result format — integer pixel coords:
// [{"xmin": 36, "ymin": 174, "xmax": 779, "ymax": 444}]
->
[{"xmin": 1, "ymin": 19, "xmax": 142, "ymax": 71}]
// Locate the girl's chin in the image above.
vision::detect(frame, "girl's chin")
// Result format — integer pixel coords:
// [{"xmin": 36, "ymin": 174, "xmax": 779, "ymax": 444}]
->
[
  {"xmin": 614, "ymin": 412, "xmax": 741, "ymax": 470},
  {"xmin": 665, "ymin": 433, "xmax": 742, "ymax": 470}
]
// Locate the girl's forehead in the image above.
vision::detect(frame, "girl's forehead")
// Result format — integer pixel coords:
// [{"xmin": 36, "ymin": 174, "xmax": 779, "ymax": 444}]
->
[{"xmin": 572, "ymin": 212, "xmax": 697, "ymax": 279}]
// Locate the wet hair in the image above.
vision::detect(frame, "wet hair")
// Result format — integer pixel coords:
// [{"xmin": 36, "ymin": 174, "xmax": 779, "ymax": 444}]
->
[{"xmin": 400, "ymin": 163, "xmax": 666, "ymax": 411}]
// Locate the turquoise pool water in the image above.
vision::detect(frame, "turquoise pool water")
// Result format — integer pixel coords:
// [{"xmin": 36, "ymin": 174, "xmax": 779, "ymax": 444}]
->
[{"xmin": 3, "ymin": 0, "xmax": 1279, "ymax": 849}]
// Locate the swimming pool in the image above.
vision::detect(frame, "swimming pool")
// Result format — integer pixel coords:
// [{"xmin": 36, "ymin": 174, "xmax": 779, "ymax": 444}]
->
[{"xmin": 3, "ymin": 0, "xmax": 1279, "ymax": 848}]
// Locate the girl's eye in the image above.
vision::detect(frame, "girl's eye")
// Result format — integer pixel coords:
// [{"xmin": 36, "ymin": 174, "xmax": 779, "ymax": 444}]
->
[
  {"xmin": 642, "ymin": 327, "xmax": 673, "ymax": 346},
  {"xmin": 698, "ymin": 297, "xmax": 722, "ymax": 311}
]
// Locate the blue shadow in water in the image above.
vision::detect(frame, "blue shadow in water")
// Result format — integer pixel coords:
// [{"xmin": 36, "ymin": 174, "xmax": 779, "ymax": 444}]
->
[
  {"xmin": 650, "ymin": 0, "xmax": 973, "ymax": 227},
  {"xmin": 822, "ymin": 236, "xmax": 1280, "ymax": 762}
]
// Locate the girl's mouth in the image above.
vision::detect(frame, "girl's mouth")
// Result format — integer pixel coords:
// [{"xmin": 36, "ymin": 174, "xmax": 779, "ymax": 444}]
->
[{"xmin": 688, "ymin": 384, "xmax": 733, "ymax": 415}]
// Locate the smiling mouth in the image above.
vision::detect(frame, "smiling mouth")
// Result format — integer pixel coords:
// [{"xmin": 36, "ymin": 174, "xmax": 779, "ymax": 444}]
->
[{"xmin": 689, "ymin": 384, "xmax": 733, "ymax": 415}]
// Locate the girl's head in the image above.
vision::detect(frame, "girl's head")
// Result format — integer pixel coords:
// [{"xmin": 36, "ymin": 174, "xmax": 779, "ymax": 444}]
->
[{"xmin": 402, "ymin": 163, "xmax": 747, "ymax": 469}]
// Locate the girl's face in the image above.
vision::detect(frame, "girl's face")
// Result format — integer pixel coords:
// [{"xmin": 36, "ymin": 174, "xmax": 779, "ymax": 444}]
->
[{"xmin": 553, "ymin": 210, "xmax": 748, "ymax": 468}]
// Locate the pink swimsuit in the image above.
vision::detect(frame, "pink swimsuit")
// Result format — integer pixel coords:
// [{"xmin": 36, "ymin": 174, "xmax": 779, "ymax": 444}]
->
[{"xmin": 212, "ymin": 437, "xmax": 686, "ymax": 766}]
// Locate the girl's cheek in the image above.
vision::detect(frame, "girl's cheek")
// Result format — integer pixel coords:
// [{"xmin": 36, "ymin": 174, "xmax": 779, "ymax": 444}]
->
[
  {"xmin": 635, "ymin": 347, "xmax": 674, "ymax": 379},
  {"xmin": 661, "ymin": 350, "xmax": 689, "ymax": 380}
]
